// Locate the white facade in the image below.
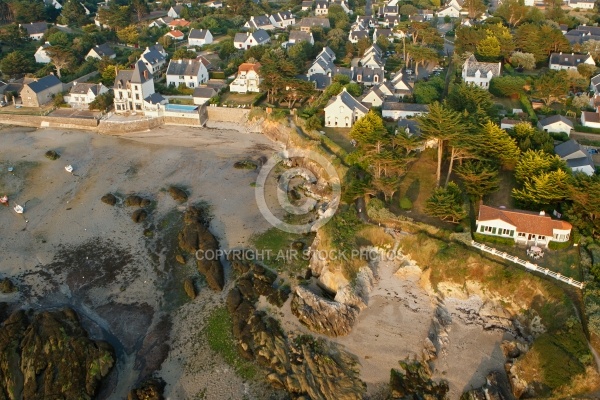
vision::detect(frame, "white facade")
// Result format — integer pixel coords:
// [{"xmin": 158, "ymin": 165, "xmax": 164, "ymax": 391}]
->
[
  {"xmin": 230, "ymin": 64, "xmax": 261, "ymax": 93},
  {"xmin": 568, "ymin": 0, "xmax": 595, "ymax": 9},
  {"xmin": 476, "ymin": 217, "xmax": 571, "ymax": 246},
  {"xmin": 113, "ymin": 62, "xmax": 156, "ymax": 113},
  {"xmin": 539, "ymin": 120, "xmax": 573, "ymax": 134},
  {"xmin": 188, "ymin": 29, "xmax": 213, "ymax": 47},
  {"xmin": 382, "ymin": 108, "xmax": 427, "ymax": 120},
  {"xmin": 34, "ymin": 43, "xmax": 51, "ymax": 64},
  {"xmin": 437, "ymin": 5, "xmax": 460, "ymax": 18},
  {"xmin": 166, "ymin": 60, "xmax": 209, "ymax": 88},
  {"xmin": 67, "ymin": 83, "xmax": 109, "ymax": 108},
  {"xmin": 324, "ymin": 89, "xmax": 368, "ymax": 127}
]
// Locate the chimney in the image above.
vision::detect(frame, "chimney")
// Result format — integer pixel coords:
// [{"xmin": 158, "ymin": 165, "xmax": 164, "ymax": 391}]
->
[
  {"xmin": 143, "ymin": 70, "xmax": 148, "ymax": 79},
  {"xmin": 539, "ymin": 211, "xmax": 545, "ymax": 216}
]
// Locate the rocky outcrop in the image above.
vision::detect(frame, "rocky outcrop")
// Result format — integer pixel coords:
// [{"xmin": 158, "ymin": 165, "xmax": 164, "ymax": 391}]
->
[
  {"xmin": 44, "ymin": 150, "xmax": 60, "ymax": 160},
  {"xmin": 0, "ymin": 308, "xmax": 114, "ymax": 400},
  {"xmin": 168, "ymin": 186, "xmax": 188, "ymax": 202},
  {"xmin": 424, "ymin": 303, "xmax": 452, "ymax": 364},
  {"xmin": 291, "ymin": 286, "xmax": 359, "ymax": 337},
  {"xmin": 183, "ymin": 278, "xmax": 196, "ymax": 300},
  {"xmin": 132, "ymin": 209, "xmax": 148, "ymax": 223},
  {"xmin": 127, "ymin": 378, "xmax": 165, "ymax": 400},
  {"xmin": 460, "ymin": 371, "xmax": 514, "ymax": 400},
  {"xmin": 389, "ymin": 360, "xmax": 449, "ymax": 399},
  {"xmin": 101, "ymin": 193, "xmax": 117, "ymax": 206},
  {"xmin": 0, "ymin": 278, "xmax": 17, "ymax": 294},
  {"xmin": 502, "ymin": 340, "xmax": 533, "ymax": 399},
  {"xmin": 227, "ymin": 262, "xmax": 366, "ymax": 400},
  {"xmin": 230, "ymin": 260, "xmax": 290, "ymax": 307},
  {"xmin": 178, "ymin": 207, "xmax": 224, "ymax": 291}
]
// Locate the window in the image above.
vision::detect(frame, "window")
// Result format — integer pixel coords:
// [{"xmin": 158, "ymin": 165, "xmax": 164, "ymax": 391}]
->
[
  {"xmin": 135, "ymin": 94, "xmax": 139, "ymax": 100},
  {"xmin": 179, "ymin": 75, "xmax": 184, "ymax": 80}
]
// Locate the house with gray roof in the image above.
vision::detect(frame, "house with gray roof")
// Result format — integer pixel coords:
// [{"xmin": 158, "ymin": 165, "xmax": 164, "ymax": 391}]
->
[
  {"xmin": 21, "ymin": 22, "xmax": 48, "ymax": 40},
  {"xmin": 299, "ymin": 17, "xmax": 330, "ymax": 32},
  {"xmin": 166, "ymin": 59, "xmax": 209, "ymax": 88},
  {"xmin": 302, "ymin": 0, "xmax": 313, "ymax": 10},
  {"xmin": 549, "ymin": 52, "xmax": 595, "ymax": 71},
  {"xmin": 591, "ymin": 73, "xmax": 600, "ymax": 95},
  {"xmin": 555, "ymin": 139, "xmax": 595, "ymax": 176},
  {"xmin": 244, "ymin": 15, "xmax": 274, "ymax": 30},
  {"xmin": 168, "ymin": 5, "xmax": 185, "ymax": 18},
  {"xmin": 86, "ymin": 44, "xmax": 116, "ymax": 60},
  {"xmin": 20, "ymin": 75, "xmax": 63, "ymax": 107},
  {"xmin": 349, "ymin": 29, "xmax": 369, "ymax": 43},
  {"xmin": 140, "ymin": 46, "xmax": 167, "ymax": 76},
  {"xmin": 307, "ymin": 73, "xmax": 331, "ymax": 90},
  {"xmin": 193, "ymin": 86, "xmax": 217, "ymax": 105},
  {"xmin": 352, "ymin": 66, "xmax": 385, "ymax": 86},
  {"xmin": 189, "ymin": 29, "xmax": 213, "ymax": 47},
  {"xmin": 382, "ymin": 102, "xmax": 428, "ymax": 120},
  {"xmin": 234, "ymin": 30, "xmax": 271, "ymax": 49},
  {"xmin": 67, "ymin": 82, "xmax": 109, "ymax": 108},
  {"xmin": 113, "ymin": 61, "xmax": 155, "ymax": 113},
  {"xmin": 538, "ymin": 115, "xmax": 574, "ymax": 135},
  {"xmin": 324, "ymin": 88, "xmax": 368, "ymax": 127},
  {"xmin": 288, "ymin": 30, "xmax": 314, "ymax": 46},
  {"xmin": 462, "ymin": 54, "xmax": 501, "ymax": 90},
  {"xmin": 270, "ymin": 11, "xmax": 295, "ymax": 28}
]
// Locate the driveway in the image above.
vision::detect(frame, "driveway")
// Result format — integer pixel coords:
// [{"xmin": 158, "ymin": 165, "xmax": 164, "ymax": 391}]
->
[{"xmin": 49, "ymin": 109, "xmax": 101, "ymax": 119}]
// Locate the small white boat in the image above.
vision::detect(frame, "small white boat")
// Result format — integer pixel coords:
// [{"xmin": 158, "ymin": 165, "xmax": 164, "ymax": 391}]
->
[
  {"xmin": 14, "ymin": 204, "xmax": 23, "ymax": 214},
  {"xmin": 65, "ymin": 165, "xmax": 73, "ymax": 173},
  {"xmin": 7, "ymin": 166, "xmax": 13, "ymax": 172}
]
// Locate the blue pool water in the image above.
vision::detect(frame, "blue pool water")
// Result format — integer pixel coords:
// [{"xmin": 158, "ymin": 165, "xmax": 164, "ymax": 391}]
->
[{"xmin": 165, "ymin": 104, "xmax": 199, "ymax": 112}]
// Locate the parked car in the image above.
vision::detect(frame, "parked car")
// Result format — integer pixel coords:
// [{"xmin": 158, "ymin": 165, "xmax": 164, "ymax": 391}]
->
[{"xmin": 405, "ymin": 69, "xmax": 413, "ymax": 75}]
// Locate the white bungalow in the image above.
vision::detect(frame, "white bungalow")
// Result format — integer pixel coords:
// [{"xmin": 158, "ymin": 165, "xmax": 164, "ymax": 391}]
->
[
  {"xmin": 476, "ymin": 204, "xmax": 572, "ymax": 247},
  {"xmin": 34, "ymin": 42, "xmax": 52, "ymax": 64},
  {"xmin": 230, "ymin": 63, "xmax": 261, "ymax": 93}
]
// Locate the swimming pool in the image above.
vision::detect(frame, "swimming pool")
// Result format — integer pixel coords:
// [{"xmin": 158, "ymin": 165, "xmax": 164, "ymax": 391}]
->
[{"xmin": 165, "ymin": 104, "xmax": 199, "ymax": 113}]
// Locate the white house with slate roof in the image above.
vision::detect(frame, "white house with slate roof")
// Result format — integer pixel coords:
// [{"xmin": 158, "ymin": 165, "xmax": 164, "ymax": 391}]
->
[
  {"xmin": 382, "ymin": 102, "xmax": 429, "ymax": 120},
  {"xmin": 549, "ymin": 52, "xmax": 595, "ymax": 70},
  {"xmin": 188, "ymin": 28, "xmax": 213, "ymax": 47},
  {"xmin": 168, "ymin": 5, "xmax": 185, "ymax": 18},
  {"xmin": 590, "ymin": 73, "xmax": 600, "ymax": 95},
  {"xmin": 245, "ymin": 15, "xmax": 275, "ymax": 30},
  {"xmin": 537, "ymin": 115, "xmax": 574, "ymax": 135},
  {"xmin": 193, "ymin": 87, "xmax": 217, "ymax": 105},
  {"xmin": 86, "ymin": 44, "xmax": 116, "ymax": 60},
  {"xmin": 66, "ymin": 82, "xmax": 109, "ymax": 108},
  {"xmin": 166, "ymin": 59, "xmax": 208, "ymax": 88},
  {"xmin": 113, "ymin": 61, "xmax": 156, "ymax": 113},
  {"xmin": 20, "ymin": 75, "xmax": 63, "ymax": 107},
  {"xmin": 555, "ymin": 139, "xmax": 596, "ymax": 176},
  {"xmin": 139, "ymin": 45, "xmax": 167, "ymax": 76},
  {"xmin": 324, "ymin": 88, "xmax": 368, "ymax": 127},
  {"xmin": 234, "ymin": 30, "xmax": 270, "ymax": 49},
  {"xmin": 21, "ymin": 22, "xmax": 48, "ymax": 40},
  {"xmin": 270, "ymin": 11, "xmax": 295, "ymax": 28},
  {"xmin": 462, "ymin": 54, "xmax": 501, "ymax": 89},
  {"xmin": 288, "ymin": 31, "xmax": 314, "ymax": 45}
]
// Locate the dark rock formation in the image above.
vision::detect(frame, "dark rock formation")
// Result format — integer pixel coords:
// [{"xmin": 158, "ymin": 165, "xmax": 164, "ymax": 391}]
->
[
  {"xmin": 290, "ymin": 286, "xmax": 359, "ymax": 337},
  {"xmin": 0, "ymin": 278, "xmax": 17, "ymax": 293},
  {"xmin": 101, "ymin": 193, "xmax": 117, "ymax": 206},
  {"xmin": 168, "ymin": 186, "xmax": 188, "ymax": 202},
  {"xmin": 44, "ymin": 150, "xmax": 60, "ymax": 160},
  {"xmin": 233, "ymin": 160, "xmax": 257, "ymax": 170},
  {"xmin": 140, "ymin": 199, "xmax": 152, "ymax": 208},
  {"xmin": 230, "ymin": 260, "xmax": 290, "ymax": 307},
  {"xmin": 460, "ymin": 371, "xmax": 514, "ymax": 400},
  {"xmin": 127, "ymin": 378, "xmax": 165, "ymax": 400},
  {"xmin": 132, "ymin": 209, "xmax": 148, "ymax": 223},
  {"xmin": 228, "ymin": 274, "xmax": 366, "ymax": 400},
  {"xmin": 178, "ymin": 207, "xmax": 223, "ymax": 291},
  {"xmin": 389, "ymin": 360, "xmax": 449, "ymax": 399},
  {"xmin": 0, "ymin": 308, "xmax": 114, "ymax": 400}
]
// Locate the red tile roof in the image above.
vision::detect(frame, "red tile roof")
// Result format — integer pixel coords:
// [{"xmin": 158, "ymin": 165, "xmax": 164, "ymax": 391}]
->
[
  {"xmin": 238, "ymin": 62, "xmax": 261, "ymax": 73},
  {"xmin": 167, "ymin": 30, "xmax": 184, "ymax": 38},
  {"xmin": 477, "ymin": 205, "xmax": 572, "ymax": 237},
  {"xmin": 169, "ymin": 19, "xmax": 191, "ymax": 27}
]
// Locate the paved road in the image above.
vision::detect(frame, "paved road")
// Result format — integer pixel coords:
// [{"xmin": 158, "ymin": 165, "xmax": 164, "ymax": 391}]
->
[{"xmin": 365, "ymin": 0, "xmax": 372, "ymax": 17}]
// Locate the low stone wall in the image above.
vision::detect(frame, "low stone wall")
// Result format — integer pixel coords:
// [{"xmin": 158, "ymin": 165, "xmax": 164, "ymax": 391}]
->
[
  {"xmin": 163, "ymin": 116, "xmax": 201, "ymax": 126},
  {"xmin": 0, "ymin": 114, "xmax": 41, "ymax": 128},
  {"xmin": 41, "ymin": 116, "xmax": 98, "ymax": 131},
  {"xmin": 97, "ymin": 117, "xmax": 163, "ymax": 135},
  {"xmin": 206, "ymin": 106, "xmax": 250, "ymax": 123}
]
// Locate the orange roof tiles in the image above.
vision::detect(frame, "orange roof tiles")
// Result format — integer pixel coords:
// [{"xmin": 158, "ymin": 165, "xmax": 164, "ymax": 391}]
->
[{"xmin": 477, "ymin": 205, "xmax": 572, "ymax": 237}]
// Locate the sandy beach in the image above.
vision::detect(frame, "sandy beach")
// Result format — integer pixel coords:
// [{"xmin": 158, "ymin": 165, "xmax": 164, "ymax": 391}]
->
[{"xmin": 0, "ymin": 124, "xmax": 511, "ymax": 399}]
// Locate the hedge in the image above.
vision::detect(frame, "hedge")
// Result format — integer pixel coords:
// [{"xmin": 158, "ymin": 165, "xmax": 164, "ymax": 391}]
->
[
  {"xmin": 548, "ymin": 240, "xmax": 571, "ymax": 250},
  {"xmin": 399, "ymin": 197, "xmax": 413, "ymax": 210},
  {"xmin": 210, "ymin": 71, "xmax": 225, "ymax": 79},
  {"xmin": 519, "ymin": 94, "xmax": 537, "ymax": 123},
  {"xmin": 575, "ymin": 124, "xmax": 600, "ymax": 134},
  {"xmin": 473, "ymin": 232, "xmax": 515, "ymax": 246}
]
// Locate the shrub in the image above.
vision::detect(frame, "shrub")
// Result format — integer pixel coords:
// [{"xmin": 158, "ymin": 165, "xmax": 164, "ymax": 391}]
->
[
  {"xmin": 399, "ymin": 196, "xmax": 413, "ymax": 210},
  {"xmin": 233, "ymin": 160, "xmax": 257, "ymax": 170},
  {"xmin": 473, "ymin": 232, "xmax": 515, "ymax": 246},
  {"xmin": 575, "ymin": 124, "xmax": 600, "ymax": 134},
  {"xmin": 548, "ymin": 240, "xmax": 571, "ymax": 250},
  {"xmin": 519, "ymin": 94, "xmax": 537, "ymax": 123}
]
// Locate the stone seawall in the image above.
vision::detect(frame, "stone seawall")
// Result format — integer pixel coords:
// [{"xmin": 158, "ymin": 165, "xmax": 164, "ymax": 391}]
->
[
  {"xmin": 97, "ymin": 118, "xmax": 163, "ymax": 135},
  {"xmin": 206, "ymin": 107, "xmax": 249, "ymax": 123}
]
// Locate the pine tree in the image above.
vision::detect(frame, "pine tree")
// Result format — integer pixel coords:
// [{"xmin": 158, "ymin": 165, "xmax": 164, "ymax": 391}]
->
[
  {"xmin": 425, "ymin": 182, "xmax": 467, "ymax": 223},
  {"xmin": 455, "ymin": 161, "xmax": 500, "ymax": 200},
  {"xmin": 59, "ymin": 0, "xmax": 88, "ymax": 26},
  {"xmin": 416, "ymin": 102, "xmax": 463, "ymax": 187}
]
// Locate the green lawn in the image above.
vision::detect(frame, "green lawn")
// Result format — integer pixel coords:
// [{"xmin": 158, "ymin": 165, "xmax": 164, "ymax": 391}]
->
[
  {"xmin": 321, "ymin": 127, "xmax": 354, "ymax": 153},
  {"xmin": 251, "ymin": 227, "xmax": 314, "ymax": 277},
  {"xmin": 220, "ymin": 92, "xmax": 256, "ymax": 106}
]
